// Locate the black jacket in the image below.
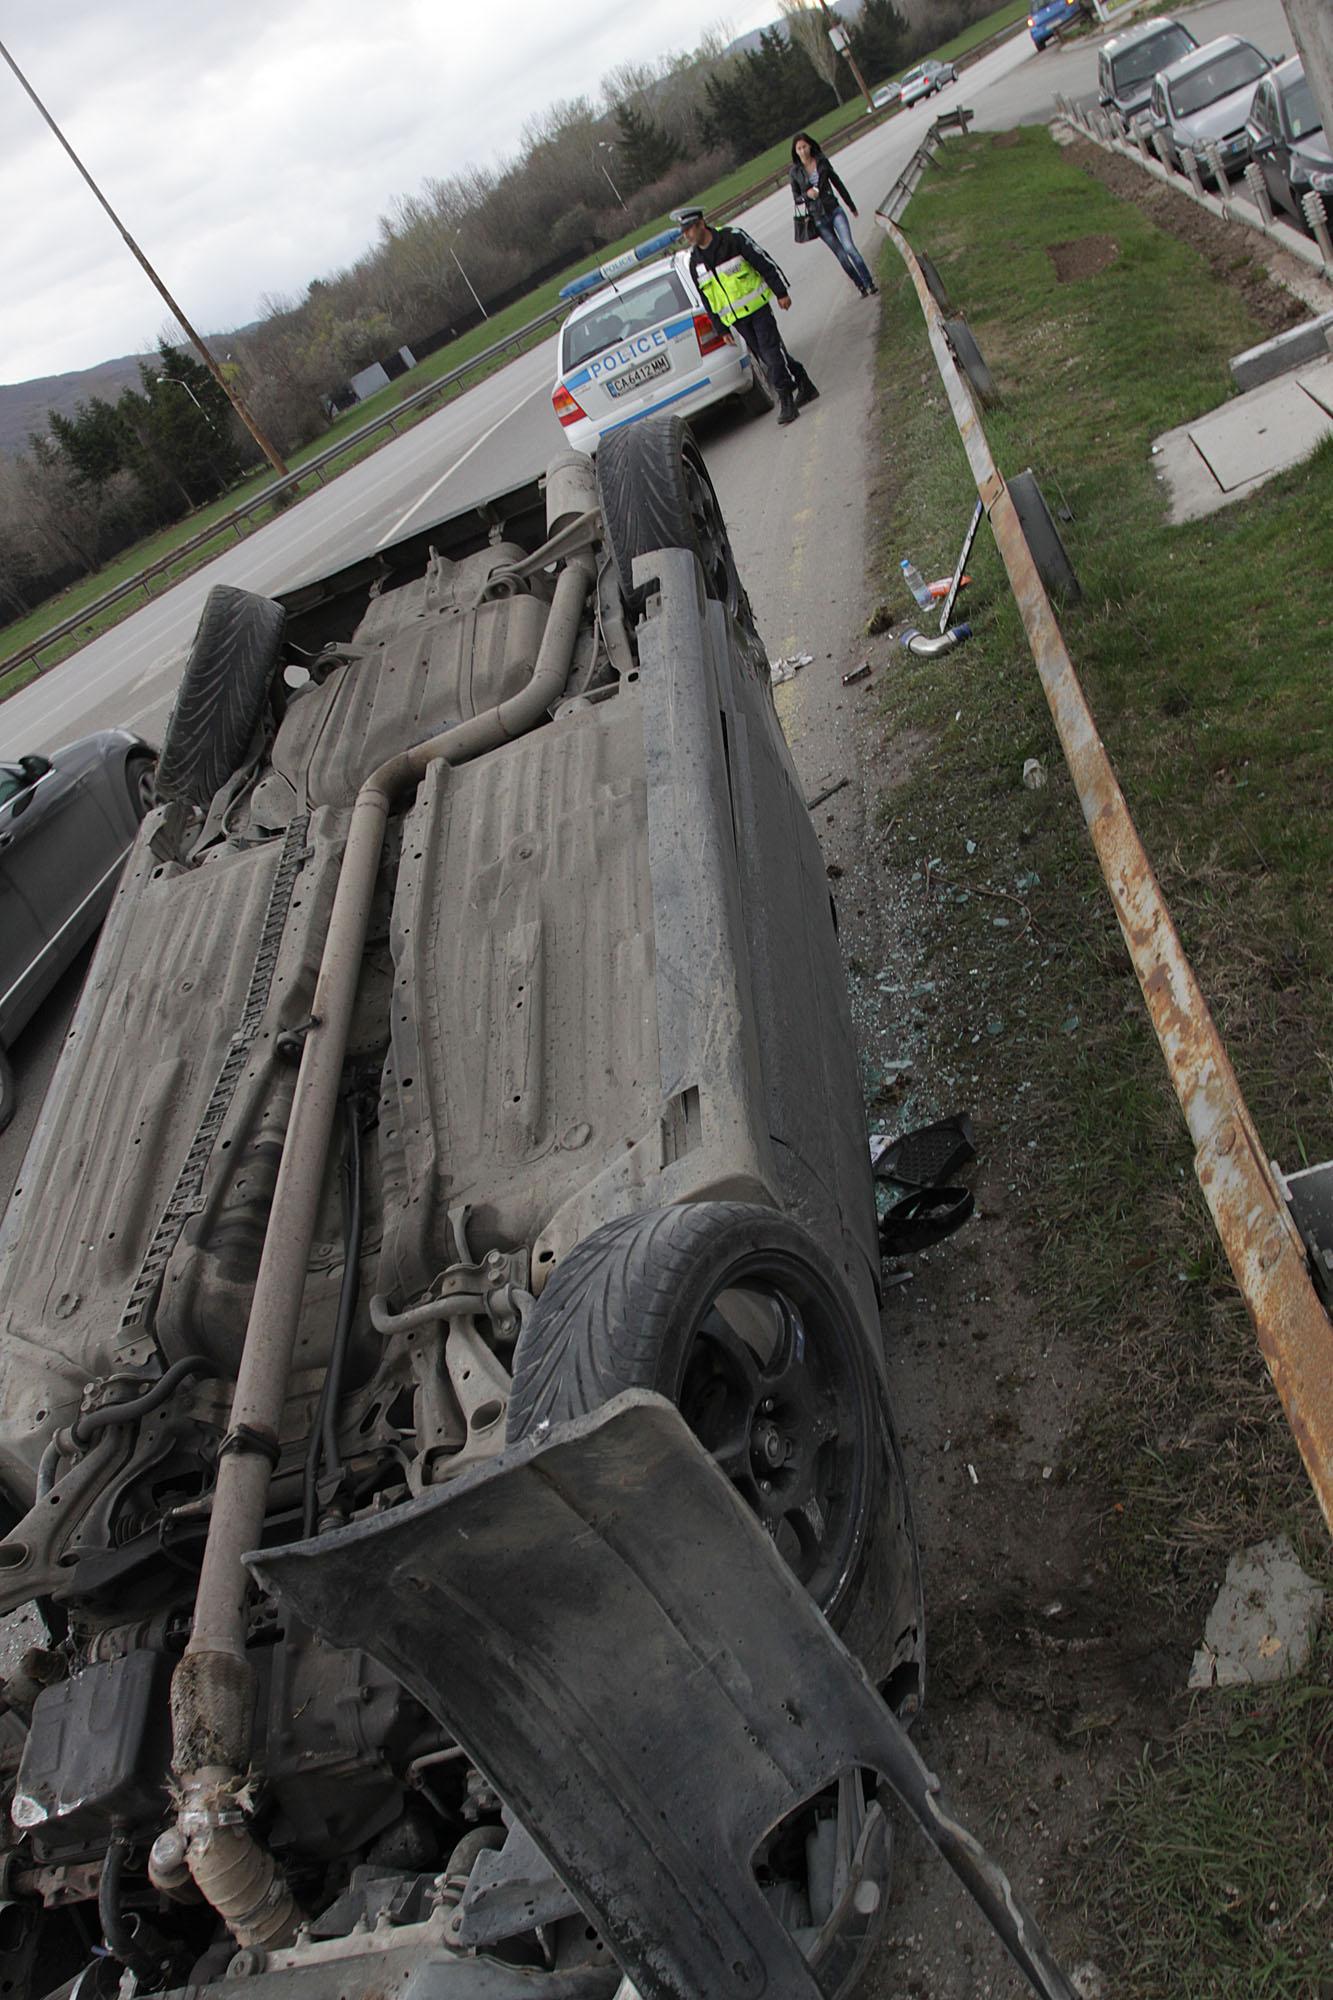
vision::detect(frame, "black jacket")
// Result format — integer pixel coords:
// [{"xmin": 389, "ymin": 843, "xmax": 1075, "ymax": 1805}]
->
[
  {"xmin": 686, "ymin": 226, "xmax": 790, "ymax": 332},
  {"xmin": 789, "ymin": 151, "xmax": 856, "ymax": 218}
]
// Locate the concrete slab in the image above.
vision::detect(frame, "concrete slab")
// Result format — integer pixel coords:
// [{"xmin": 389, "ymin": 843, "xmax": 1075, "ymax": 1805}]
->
[
  {"xmin": 1188, "ymin": 1536, "xmax": 1324, "ymax": 1690},
  {"xmin": 1152, "ymin": 354, "xmax": 1333, "ymax": 521}
]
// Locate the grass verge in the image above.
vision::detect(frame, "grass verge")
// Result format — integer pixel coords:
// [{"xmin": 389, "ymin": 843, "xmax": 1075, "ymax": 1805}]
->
[
  {"xmin": 0, "ymin": 0, "xmax": 1031, "ymax": 700},
  {"xmin": 868, "ymin": 124, "xmax": 1332, "ymax": 1994}
]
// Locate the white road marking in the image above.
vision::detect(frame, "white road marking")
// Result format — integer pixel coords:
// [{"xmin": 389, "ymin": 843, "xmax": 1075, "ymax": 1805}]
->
[{"xmin": 377, "ymin": 381, "xmax": 550, "ymax": 546}]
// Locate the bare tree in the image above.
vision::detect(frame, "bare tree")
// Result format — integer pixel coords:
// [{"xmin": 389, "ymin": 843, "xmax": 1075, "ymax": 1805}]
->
[{"xmin": 779, "ymin": 0, "xmax": 843, "ymax": 106}]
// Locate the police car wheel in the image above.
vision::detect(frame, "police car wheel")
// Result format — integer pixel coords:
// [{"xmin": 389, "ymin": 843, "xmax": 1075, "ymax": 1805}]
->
[{"xmin": 596, "ymin": 415, "xmax": 757, "ymax": 635}]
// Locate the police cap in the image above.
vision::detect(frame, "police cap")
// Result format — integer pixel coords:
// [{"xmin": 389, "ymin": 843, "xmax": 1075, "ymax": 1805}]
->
[{"xmin": 671, "ymin": 206, "xmax": 706, "ymax": 228}]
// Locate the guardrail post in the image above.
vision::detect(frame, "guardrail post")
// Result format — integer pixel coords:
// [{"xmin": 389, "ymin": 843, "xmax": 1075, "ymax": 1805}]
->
[
  {"xmin": 1181, "ymin": 148, "xmax": 1206, "ymax": 198},
  {"xmin": 1244, "ymin": 162, "xmax": 1274, "ymax": 225},
  {"xmin": 1302, "ymin": 191, "xmax": 1333, "ymax": 272}
]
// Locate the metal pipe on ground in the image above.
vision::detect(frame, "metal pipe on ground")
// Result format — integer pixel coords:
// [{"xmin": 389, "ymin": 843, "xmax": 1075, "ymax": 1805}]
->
[
  {"xmin": 875, "ymin": 204, "xmax": 1333, "ymax": 1536},
  {"xmin": 170, "ymin": 452, "xmax": 602, "ymax": 1944}
]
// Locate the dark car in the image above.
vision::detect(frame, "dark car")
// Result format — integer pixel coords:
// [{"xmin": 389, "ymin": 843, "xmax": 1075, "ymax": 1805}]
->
[
  {"xmin": 1145, "ymin": 34, "xmax": 1276, "ymax": 178},
  {"xmin": 1247, "ymin": 56, "xmax": 1333, "ymax": 229},
  {"xmin": 0, "ymin": 729, "xmax": 155, "ymax": 1129},
  {"xmin": 1096, "ymin": 14, "xmax": 1197, "ymax": 131}
]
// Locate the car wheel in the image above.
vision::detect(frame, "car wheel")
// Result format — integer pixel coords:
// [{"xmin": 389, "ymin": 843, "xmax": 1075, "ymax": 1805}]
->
[
  {"xmin": 596, "ymin": 415, "xmax": 756, "ymax": 634},
  {"xmin": 740, "ymin": 361, "xmax": 775, "ymax": 418},
  {"xmin": 125, "ymin": 752, "xmax": 156, "ymax": 820},
  {"xmin": 507, "ymin": 1202, "xmax": 922, "ymax": 1688},
  {"xmin": 0, "ymin": 1046, "xmax": 14, "ymax": 1137},
  {"xmin": 155, "ymin": 585, "xmax": 286, "ymax": 811}
]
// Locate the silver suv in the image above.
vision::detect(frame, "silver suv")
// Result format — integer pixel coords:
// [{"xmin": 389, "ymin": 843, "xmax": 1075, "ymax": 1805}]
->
[{"xmin": 1096, "ymin": 14, "xmax": 1197, "ymax": 132}]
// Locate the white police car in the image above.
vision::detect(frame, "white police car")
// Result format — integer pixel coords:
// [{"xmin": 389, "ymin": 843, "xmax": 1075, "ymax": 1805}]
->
[{"xmin": 551, "ymin": 232, "xmax": 772, "ymax": 452}]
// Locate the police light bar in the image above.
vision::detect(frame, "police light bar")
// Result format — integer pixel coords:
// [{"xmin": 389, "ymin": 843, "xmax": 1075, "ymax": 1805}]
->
[{"xmin": 559, "ymin": 228, "xmax": 683, "ymax": 302}]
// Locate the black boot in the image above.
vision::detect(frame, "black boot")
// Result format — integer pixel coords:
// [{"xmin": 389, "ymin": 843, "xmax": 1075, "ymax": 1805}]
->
[
  {"xmin": 777, "ymin": 397, "xmax": 800, "ymax": 426},
  {"xmin": 795, "ymin": 374, "xmax": 819, "ymax": 407}
]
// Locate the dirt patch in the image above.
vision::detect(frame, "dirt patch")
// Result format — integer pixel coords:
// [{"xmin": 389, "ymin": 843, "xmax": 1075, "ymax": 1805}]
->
[
  {"xmin": 991, "ymin": 131, "xmax": 1022, "ymax": 150},
  {"xmin": 1047, "ymin": 234, "xmax": 1120, "ymax": 283},
  {"xmin": 1066, "ymin": 138, "xmax": 1309, "ymax": 338}
]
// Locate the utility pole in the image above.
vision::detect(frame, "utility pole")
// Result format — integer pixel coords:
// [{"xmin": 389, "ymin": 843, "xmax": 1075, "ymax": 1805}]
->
[
  {"xmin": 1280, "ymin": 0, "xmax": 1333, "ymax": 155},
  {"xmin": 1, "ymin": 36, "xmax": 289, "ymax": 477},
  {"xmin": 595, "ymin": 142, "xmax": 628, "ymax": 208},
  {"xmin": 821, "ymin": 3, "xmax": 874, "ymax": 114},
  {"xmin": 450, "ymin": 236, "xmax": 488, "ymax": 319}
]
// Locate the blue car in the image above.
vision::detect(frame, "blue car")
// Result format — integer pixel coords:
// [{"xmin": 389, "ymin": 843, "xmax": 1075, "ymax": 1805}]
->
[{"xmin": 1029, "ymin": 0, "xmax": 1089, "ymax": 51}]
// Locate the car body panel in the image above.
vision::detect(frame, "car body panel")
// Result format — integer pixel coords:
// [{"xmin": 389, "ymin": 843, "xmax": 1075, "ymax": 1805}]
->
[
  {"xmin": 899, "ymin": 60, "xmax": 955, "ymax": 107},
  {"xmin": 1147, "ymin": 34, "xmax": 1274, "ymax": 172},
  {"xmin": 1028, "ymin": 0, "xmax": 1087, "ymax": 53},
  {"xmin": 1248, "ymin": 57, "xmax": 1333, "ymax": 225},
  {"xmin": 0, "ymin": 729, "xmax": 152, "ymax": 1048},
  {"xmin": 1097, "ymin": 16, "xmax": 1197, "ymax": 128},
  {"xmin": 552, "ymin": 254, "xmax": 755, "ymax": 452}
]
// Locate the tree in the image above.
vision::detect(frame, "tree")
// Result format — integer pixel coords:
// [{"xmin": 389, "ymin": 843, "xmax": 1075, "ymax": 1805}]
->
[
  {"xmin": 779, "ymin": 0, "xmax": 846, "ymax": 108},
  {"xmin": 853, "ymin": 0, "xmax": 909, "ymax": 83},
  {"xmin": 614, "ymin": 102, "xmax": 683, "ymax": 191}
]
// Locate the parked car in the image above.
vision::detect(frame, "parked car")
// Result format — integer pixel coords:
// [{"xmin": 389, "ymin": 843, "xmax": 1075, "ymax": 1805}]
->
[
  {"xmin": 551, "ymin": 251, "xmax": 769, "ymax": 451},
  {"xmin": 1028, "ymin": 0, "xmax": 1093, "ymax": 53},
  {"xmin": 1096, "ymin": 15, "xmax": 1198, "ymax": 131},
  {"xmin": 899, "ymin": 59, "xmax": 957, "ymax": 107},
  {"xmin": 1145, "ymin": 34, "xmax": 1276, "ymax": 178},
  {"xmin": 0, "ymin": 426, "xmax": 927, "ymax": 1999},
  {"xmin": 1247, "ymin": 56, "xmax": 1333, "ymax": 229},
  {"xmin": 0, "ymin": 729, "xmax": 155, "ymax": 1130}
]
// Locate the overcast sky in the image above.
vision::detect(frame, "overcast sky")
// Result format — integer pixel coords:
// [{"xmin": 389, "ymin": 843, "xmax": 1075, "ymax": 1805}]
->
[{"xmin": 1, "ymin": 0, "xmax": 781, "ymax": 387}]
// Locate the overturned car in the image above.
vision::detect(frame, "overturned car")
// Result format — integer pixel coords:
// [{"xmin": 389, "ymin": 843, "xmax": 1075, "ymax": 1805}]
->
[{"xmin": 0, "ymin": 421, "xmax": 1067, "ymax": 2000}]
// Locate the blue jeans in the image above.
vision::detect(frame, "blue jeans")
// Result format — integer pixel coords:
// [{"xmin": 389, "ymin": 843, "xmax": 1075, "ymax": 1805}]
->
[{"xmin": 815, "ymin": 207, "xmax": 875, "ymax": 293}]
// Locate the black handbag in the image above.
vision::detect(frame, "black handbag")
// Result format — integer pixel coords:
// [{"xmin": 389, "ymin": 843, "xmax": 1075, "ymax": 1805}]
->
[{"xmin": 793, "ymin": 203, "xmax": 816, "ymax": 245}]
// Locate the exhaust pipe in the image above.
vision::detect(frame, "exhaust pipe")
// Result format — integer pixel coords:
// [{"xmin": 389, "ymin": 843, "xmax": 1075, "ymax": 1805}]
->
[{"xmin": 901, "ymin": 621, "xmax": 972, "ymax": 658}]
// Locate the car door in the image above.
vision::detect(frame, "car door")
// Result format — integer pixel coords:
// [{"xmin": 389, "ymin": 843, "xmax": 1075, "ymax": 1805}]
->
[
  {"xmin": 0, "ymin": 752, "xmax": 120, "ymax": 1043},
  {"xmin": 1248, "ymin": 82, "xmax": 1284, "ymax": 209}
]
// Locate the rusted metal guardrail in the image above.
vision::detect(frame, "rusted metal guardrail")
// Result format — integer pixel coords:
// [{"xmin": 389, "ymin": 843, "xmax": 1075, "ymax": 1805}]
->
[
  {"xmin": 0, "ymin": 302, "xmax": 567, "ymax": 689},
  {"xmin": 875, "ymin": 171, "xmax": 1333, "ymax": 1534}
]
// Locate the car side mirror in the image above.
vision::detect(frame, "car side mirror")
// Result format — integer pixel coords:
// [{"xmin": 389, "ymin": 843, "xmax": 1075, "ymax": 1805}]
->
[
  {"xmin": 17, "ymin": 754, "xmax": 51, "ymax": 787},
  {"xmin": 1098, "ymin": 93, "xmax": 1111, "ymax": 106},
  {"xmin": 1249, "ymin": 133, "xmax": 1274, "ymax": 155}
]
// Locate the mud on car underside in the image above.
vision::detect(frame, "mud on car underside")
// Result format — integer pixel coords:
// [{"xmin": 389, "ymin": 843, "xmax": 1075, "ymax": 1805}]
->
[{"xmin": 0, "ymin": 422, "xmax": 1070, "ymax": 2000}]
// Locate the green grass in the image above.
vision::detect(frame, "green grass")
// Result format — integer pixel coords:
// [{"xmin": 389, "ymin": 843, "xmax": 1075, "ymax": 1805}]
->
[
  {"xmin": 1090, "ymin": 1636, "xmax": 1333, "ymax": 1996},
  {"xmin": 0, "ymin": 0, "xmax": 1031, "ymax": 697},
  {"xmin": 868, "ymin": 125, "xmax": 1332, "ymax": 1994}
]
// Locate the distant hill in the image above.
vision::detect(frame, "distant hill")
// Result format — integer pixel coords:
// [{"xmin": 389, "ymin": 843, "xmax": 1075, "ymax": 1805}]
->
[{"xmin": 0, "ymin": 351, "xmax": 157, "ymax": 458}]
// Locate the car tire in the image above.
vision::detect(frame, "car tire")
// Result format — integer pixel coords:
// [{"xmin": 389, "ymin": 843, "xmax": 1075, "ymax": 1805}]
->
[
  {"xmin": 507, "ymin": 1201, "xmax": 923, "ymax": 1692},
  {"xmin": 943, "ymin": 317, "xmax": 997, "ymax": 408},
  {"xmin": 155, "ymin": 585, "xmax": 286, "ymax": 811},
  {"xmin": 1007, "ymin": 468, "xmax": 1081, "ymax": 604},
  {"xmin": 125, "ymin": 752, "xmax": 156, "ymax": 821},
  {"xmin": 596, "ymin": 415, "xmax": 756, "ymax": 634},
  {"xmin": 0, "ymin": 1046, "xmax": 14, "ymax": 1137},
  {"xmin": 740, "ymin": 361, "xmax": 775, "ymax": 418}
]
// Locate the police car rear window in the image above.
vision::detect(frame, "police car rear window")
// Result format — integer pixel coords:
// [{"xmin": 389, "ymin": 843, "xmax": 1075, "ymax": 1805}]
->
[{"xmin": 563, "ymin": 273, "xmax": 691, "ymax": 371}]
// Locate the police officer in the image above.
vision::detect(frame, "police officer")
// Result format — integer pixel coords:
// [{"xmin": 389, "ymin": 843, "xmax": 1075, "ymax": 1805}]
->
[{"xmin": 672, "ymin": 205, "xmax": 818, "ymax": 428}]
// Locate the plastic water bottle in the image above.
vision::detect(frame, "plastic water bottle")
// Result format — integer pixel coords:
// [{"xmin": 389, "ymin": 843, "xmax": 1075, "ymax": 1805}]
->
[{"xmin": 900, "ymin": 557, "xmax": 934, "ymax": 609}]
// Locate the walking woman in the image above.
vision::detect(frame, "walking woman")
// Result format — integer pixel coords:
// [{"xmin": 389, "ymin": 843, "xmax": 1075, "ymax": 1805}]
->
[{"xmin": 789, "ymin": 132, "xmax": 878, "ymax": 298}]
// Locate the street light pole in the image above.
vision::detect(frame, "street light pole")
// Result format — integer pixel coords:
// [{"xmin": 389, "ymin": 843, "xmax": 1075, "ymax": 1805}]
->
[
  {"xmin": 0, "ymin": 35, "xmax": 289, "ymax": 476},
  {"xmin": 821, "ymin": 5, "xmax": 874, "ymax": 113},
  {"xmin": 596, "ymin": 142, "xmax": 627, "ymax": 208},
  {"xmin": 449, "ymin": 239, "xmax": 488, "ymax": 319}
]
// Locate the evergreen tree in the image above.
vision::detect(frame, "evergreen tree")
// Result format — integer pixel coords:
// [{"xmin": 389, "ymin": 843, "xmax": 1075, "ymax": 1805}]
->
[
  {"xmin": 613, "ymin": 102, "xmax": 683, "ymax": 191},
  {"xmin": 853, "ymin": 0, "xmax": 909, "ymax": 82}
]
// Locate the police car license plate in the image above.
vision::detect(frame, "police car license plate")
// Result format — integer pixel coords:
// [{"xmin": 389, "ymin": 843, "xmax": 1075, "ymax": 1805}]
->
[{"xmin": 606, "ymin": 354, "xmax": 670, "ymax": 398}]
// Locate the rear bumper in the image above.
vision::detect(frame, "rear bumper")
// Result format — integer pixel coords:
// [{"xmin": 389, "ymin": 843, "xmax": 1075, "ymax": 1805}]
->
[{"xmin": 558, "ymin": 350, "xmax": 754, "ymax": 455}]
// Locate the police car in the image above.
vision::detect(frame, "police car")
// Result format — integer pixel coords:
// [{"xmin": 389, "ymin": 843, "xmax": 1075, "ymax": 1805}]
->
[{"xmin": 551, "ymin": 230, "xmax": 773, "ymax": 452}]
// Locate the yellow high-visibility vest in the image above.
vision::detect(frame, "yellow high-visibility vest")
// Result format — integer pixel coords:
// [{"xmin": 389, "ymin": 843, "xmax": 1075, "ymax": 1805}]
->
[{"xmin": 695, "ymin": 253, "xmax": 772, "ymax": 327}]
